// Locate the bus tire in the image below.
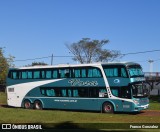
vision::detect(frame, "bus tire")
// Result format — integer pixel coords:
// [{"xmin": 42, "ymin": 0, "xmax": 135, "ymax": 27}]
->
[
  {"xmin": 102, "ymin": 102, "xmax": 114, "ymax": 113},
  {"xmin": 24, "ymin": 100, "xmax": 33, "ymax": 109},
  {"xmin": 34, "ymin": 100, "xmax": 43, "ymax": 110}
]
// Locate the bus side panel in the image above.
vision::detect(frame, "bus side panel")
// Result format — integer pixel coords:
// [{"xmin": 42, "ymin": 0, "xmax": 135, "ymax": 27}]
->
[
  {"xmin": 98, "ymin": 99, "xmax": 123, "ymax": 112},
  {"xmin": 25, "ymin": 98, "xmax": 101, "ymax": 111},
  {"xmin": 99, "ymin": 99, "xmax": 136, "ymax": 112}
]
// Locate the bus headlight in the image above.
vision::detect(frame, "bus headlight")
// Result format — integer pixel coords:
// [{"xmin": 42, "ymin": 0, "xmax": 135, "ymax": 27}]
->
[{"xmin": 133, "ymin": 100, "xmax": 139, "ymax": 105}]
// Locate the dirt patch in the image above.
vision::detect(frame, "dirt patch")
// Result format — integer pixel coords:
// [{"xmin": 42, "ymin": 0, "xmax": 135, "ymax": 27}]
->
[{"xmin": 138, "ymin": 110, "xmax": 160, "ymax": 116}]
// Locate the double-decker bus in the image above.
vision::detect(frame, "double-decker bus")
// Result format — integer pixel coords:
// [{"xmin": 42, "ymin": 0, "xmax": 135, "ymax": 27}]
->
[{"xmin": 6, "ymin": 62, "xmax": 149, "ymax": 113}]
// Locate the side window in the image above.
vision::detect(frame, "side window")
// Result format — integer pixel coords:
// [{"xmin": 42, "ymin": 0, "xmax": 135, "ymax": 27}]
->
[
  {"xmin": 121, "ymin": 68, "xmax": 127, "ymax": 78},
  {"xmin": 72, "ymin": 88, "xmax": 89, "ymax": 97},
  {"xmin": 78, "ymin": 88, "xmax": 88, "ymax": 97},
  {"xmin": 34, "ymin": 71, "xmax": 40, "ymax": 79},
  {"xmin": 104, "ymin": 68, "xmax": 118, "ymax": 77},
  {"xmin": 22, "ymin": 71, "xmax": 27, "ymax": 79},
  {"xmin": 89, "ymin": 88, "xmax": 99, "ymax": 98},
  {"xmin": 68, "ymin": 89, "xmax": 72, "ymax": 97},
  {"xmin": 10, "ymin": 71, "xmax": 18, "ymax": 79},
  {"xmin": 73, "ymin": 89, "xmax": 79, "ymax": 97},
  {"xmin": 46, "ymin": 89, "xmax": 55, "ymax": 96},
  {"xmin": 74, "ymin": 69, "xmax": 81, "ymax": 77},
  {"xmin": 81, "ymin": 69, "xmax": 87, "ymax": 77},
  {"xmin": 59, "ymin": 69, "xmax": 70, "ymax": 78},
  {"xmin": 99, "ymin": 88, "xmax": 108, "ymax": 98},
  {"xmin": 72, "ymin": 68, "xmax": 87, "ymax": 78},
  {"xmin": 41, "ymin": 88, "xmax": 61, "ymax": 97},
  {"xmin": 111, "ymin": 88, "xmax": 119, "ymax": 97},
  {"xmin": 59, "ymin": 69, "xmax": 65, "ymax": 78},
  {"xmin": 41, "ymin": 70, "xmax": 45, "ymax": 79},
  {"xmin": 88, "ymin": 69, "xmax": 93, "ymax": 77},
  {"xmin": 72, "ymin": 67, "xmax": 101, "ymax": 78},
  {"xmin": 41, "ymin": 89, "xmax": 45, "ymax": 95},
  {"xmin": 88, "ymin": 68, "xmax": 102, "ymax": 77},
  {"xmin": 27, "ymin": 71, "xmax": 33, "ymax": 79},
  {"xmin": 46, "ymin": 70, "xmax": 52, "ymax": 79},
  {"xmin": 65, "ymin": 69, "xmax": 70, "ymax": 78},
  {"xmin": 61, "ymin": 89, "xmax": 67, "ymax": 97},
  {"xmin": 53, "ymin": 69, "xmax": 58, "ymax": 78},
  {"xmin": 41, "ymin": 87, "xmax": 96, "ymax": 98},
  {"xmin": 19, "ymin": 71, "xmax": 22, "ymax": 79}
]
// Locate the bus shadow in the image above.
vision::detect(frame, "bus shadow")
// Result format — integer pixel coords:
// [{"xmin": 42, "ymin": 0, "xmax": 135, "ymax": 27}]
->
[
  {"xmin": 0, "ymin": 104, "xmax": 14, "ymax": 108},
  {"xmin": 41, "ymin": 121, "xmax": 131, "ymax": 131},
  {"xmin": 56, "ymin": 109, "xmax": 143, "ymax": 115},
  {"xmin": 46, "ymin": 108, "xmax": 143, "ymax": 115},
  {"xmin": 0, "ymin": 105, "xmax": 144, "ymax": 115},
  {"xmin": 42, "ymin": 121, "xmax": 141, "ymax": 131},
  {"xmin": 114, "ymin": 111, "xmax": 143, "ymax": 115}
]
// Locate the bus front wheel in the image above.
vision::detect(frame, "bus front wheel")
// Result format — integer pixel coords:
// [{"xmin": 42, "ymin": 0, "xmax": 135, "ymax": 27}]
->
[
  {"xmin": 102, "ymin": 102, "xmax": 114, "ymax": 113},
  {"xmin": 24, "ymin": 100, "xmax": 33, "ymax": 109},
  {"xmin": 34, "ymin": 100, "xmax": 43, "ymax": 110}
]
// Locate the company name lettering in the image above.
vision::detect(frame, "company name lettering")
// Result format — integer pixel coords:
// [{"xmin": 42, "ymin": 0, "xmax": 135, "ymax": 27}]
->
[{"xmin": 68, "ymin": 79, "xmax": 98, "ymax": 86}]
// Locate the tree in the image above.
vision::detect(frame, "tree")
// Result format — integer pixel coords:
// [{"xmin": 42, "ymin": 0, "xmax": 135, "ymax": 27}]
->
[
  {"xmin": 7, "ymin": 54, "xmax": 15, "ymax": 68},
  {"xmin": 25, "ymin": 61, "xmax": 48, "ymax": 67},
  {"xmin": 0, "ymin": 48, "xmax": 8, "ymax": 84},
  {"xmin": 66, "ymin": 38, "xmax": 121, "ymax": 64}
]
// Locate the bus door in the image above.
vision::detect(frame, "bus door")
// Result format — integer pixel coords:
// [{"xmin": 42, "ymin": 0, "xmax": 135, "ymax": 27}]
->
[{"xmin": 121, "ymin": 86, "xmax": 132, "ymax": 112}]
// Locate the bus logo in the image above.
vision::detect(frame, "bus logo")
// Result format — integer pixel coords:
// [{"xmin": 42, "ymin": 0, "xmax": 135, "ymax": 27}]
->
[{"xmin": 114, "ymin": 79, "xmax": 120, "ymax": 84}]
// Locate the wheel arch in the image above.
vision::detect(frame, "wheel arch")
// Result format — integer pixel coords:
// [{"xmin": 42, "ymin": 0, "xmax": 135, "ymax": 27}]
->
[
  {"xmin": 21, "ymin": 98, "xmax": 33, "ymax": 107},
  {"xmin": 102, "ymin": 101, "xmax": 116, "ymax": 112},
  {"xmin": 33, "ymin": 99, "xmax": 44, "ymax": 109}
]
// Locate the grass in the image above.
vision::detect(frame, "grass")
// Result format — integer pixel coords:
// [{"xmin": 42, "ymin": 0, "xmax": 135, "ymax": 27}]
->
[
  {"xmin": 149, "ymin": 95, "xmax": 160, "ymax": 110},
  {"xmin": 0, "ymin": 107, "xmax": 159, "ymax": 123},
  {"xmin": 0, "ymin": 92, "xmax": 7, "ymax": 104},
  {"xmin": 0, "ymin": 92, "xmax": 159, "ymax": 130}
]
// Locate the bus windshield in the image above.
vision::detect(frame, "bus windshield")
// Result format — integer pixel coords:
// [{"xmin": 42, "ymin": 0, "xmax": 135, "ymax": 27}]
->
[
  {"xmin": 131, "ymin": 83, "xmax": 149, "ymax": 98},
  {"xmin": 127, "ymin": 65, "xmax": 144, "ymax": 77}
]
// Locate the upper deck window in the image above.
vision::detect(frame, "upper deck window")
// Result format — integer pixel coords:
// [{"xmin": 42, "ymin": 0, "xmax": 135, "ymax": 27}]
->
[
  {"xmin": 103, "ymin": 65, "xmax": 128, "ymax": 78},
  {"xmin": 8, "ymin": 66, "xmax": 102, "ymax": 79},
  {"xmin": 127, "ymin": 65, "xmax": 144, "ymax": 77},
  {"xmin": 72, "ymin": 67, "xmax": 102, "ymax": 78},
  {"xmin": 104, "ymin": 68, "xmax": 118, "ymax": 77},
  {"xmin": 9, "ymin": 71, "xmax": 18, "ymax": 79}
]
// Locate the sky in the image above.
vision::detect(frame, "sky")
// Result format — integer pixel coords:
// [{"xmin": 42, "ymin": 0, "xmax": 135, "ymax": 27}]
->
[{"xmin": 0, "ymin": 0, "xmax": 160, "ymax": 72}]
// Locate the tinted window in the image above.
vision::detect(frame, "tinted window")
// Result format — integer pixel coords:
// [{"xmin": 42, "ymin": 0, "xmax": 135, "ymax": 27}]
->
[
  {"xmin": 27, "ymin": 71, "xmax": 33, "ymax": 79},
  {"xmin": 110, "ymin": 87, "xmax": 131, "ymax": 99},
  {"xmin": 22, "ymin": 71, "xmax": 27, "ymax": 79},
  {"xmin": 103, "ymin": 65, "xmax": 128, "ymax": 78},
  {"xmin": 104, "ymin": 68, "xmax": 118, "ymax": 77},
  {"xmin": 46, "ymin": 70, "xmax": 52, "ymax": 79},
  {"xmin": 40, "ymin": 87, "xmax": 108, "ymax": 98},
  {"xmin": 72, "ymin": 67, "xmax": 102, "ymax": 78},
  {"xmin": 34, "ymin": 71, "xmax": 40, "ymax": 79},
  {"xmin": 8, "ymin": 67, "xmax": 102, "ymax": 79},
  {"xmin": 9, "ymin": 71, "xmax": 18, "ymax": 79},
  {"xmin": 53, "ymin": 70, "xmax": 58, "ymax": 78}
]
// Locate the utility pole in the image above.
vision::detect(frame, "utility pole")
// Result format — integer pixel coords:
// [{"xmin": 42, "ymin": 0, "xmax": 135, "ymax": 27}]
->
[
  {"xmin": 51, "ymin": 54, "xmax": 53, "ymax": 65},
  {"xmin": 148, "ymin": 60, "xmax": 154, "ymax": 72},
  {"xmin": 148, "ymin": 59, "xmax": 154, "ymax": 77}
]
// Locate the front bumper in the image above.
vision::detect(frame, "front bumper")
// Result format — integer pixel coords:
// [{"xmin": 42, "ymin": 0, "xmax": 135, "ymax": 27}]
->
[{"xmin": 134, "ymin": 104, "xmax": 149, "ymax": 111}]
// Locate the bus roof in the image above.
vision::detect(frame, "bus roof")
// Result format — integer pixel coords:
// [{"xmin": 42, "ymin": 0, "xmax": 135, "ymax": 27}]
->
[{"xmin": 9, "ymin": 62, "xmax": 141, "ymax": 70}]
